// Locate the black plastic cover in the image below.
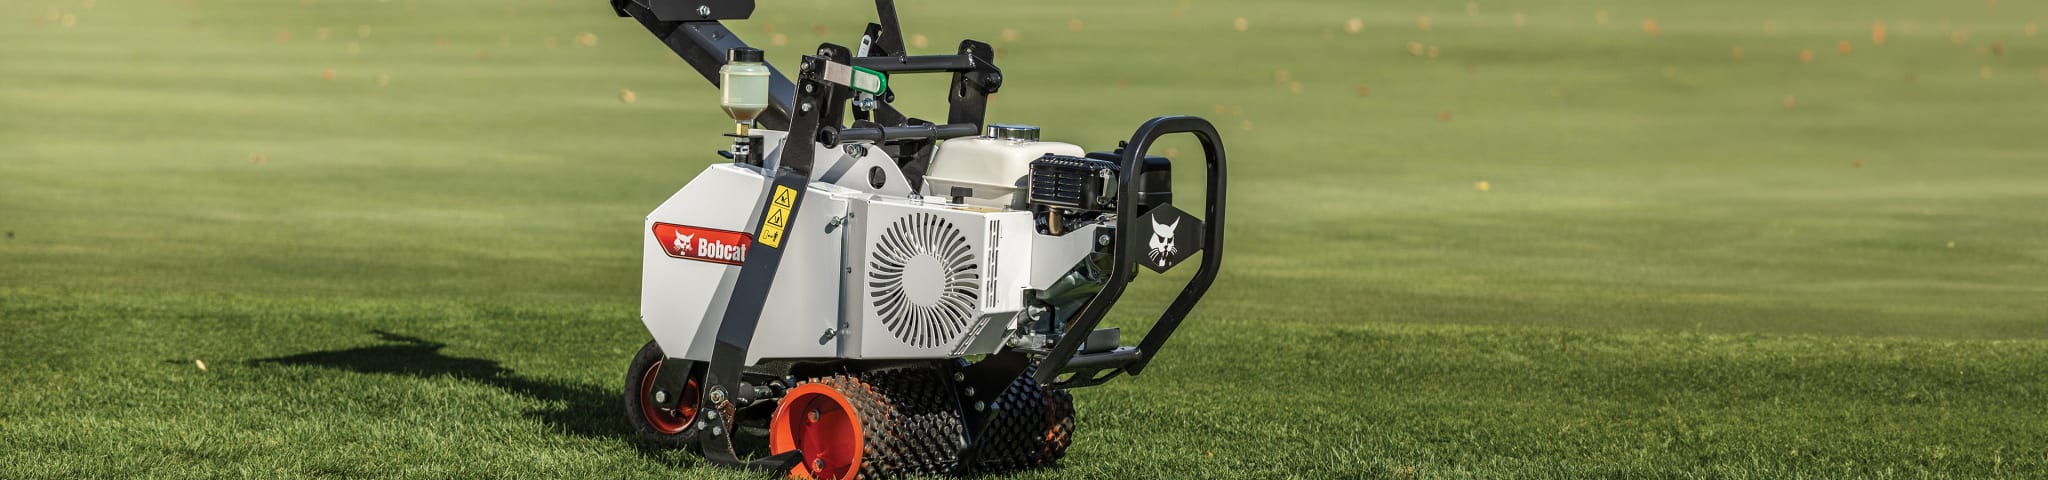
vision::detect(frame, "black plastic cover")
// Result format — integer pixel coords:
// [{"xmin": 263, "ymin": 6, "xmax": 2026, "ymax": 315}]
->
[{"xmin": 1028, "ymin": 154, "xmax": 1118, "ymax": 211}]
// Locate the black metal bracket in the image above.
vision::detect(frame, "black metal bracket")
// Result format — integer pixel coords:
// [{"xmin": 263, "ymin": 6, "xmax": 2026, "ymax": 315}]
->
[
  {"xmin": 947, "ymin": 351, "xmax": 1034, "ymax": 475},
  {"xmin": 618, "ymin": 0, "xmax": 756, "ymax": 21},
  {"xmin": 693, "ymin": 46, "xmax": 848, "ymax": 472},
  {"xmin": 1031, "ymin": 116, "xmax": 1228, "ymax": 389}
]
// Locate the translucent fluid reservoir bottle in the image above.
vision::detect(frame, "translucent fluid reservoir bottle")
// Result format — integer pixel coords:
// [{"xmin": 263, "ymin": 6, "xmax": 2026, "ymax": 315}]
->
[{"xmin": 719, "ymin": 47, "xmax": 771, "ymax": 135}]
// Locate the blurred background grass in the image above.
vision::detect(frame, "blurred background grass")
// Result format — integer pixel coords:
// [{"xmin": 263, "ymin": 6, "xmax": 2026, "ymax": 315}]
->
[{"xmin": 3, "ymin": 0, "xmax": 2046, "ymax": 477}]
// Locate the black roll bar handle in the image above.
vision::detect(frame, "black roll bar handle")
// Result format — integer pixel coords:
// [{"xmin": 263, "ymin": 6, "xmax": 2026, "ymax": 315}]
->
[{"xmin": 1033, "ymin": 115, "xmax": 1227, "ymax": 387}]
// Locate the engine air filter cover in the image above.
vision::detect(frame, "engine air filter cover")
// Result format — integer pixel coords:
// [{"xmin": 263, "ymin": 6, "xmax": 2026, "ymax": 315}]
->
[{"xmin": 1027, "ymin": 154, "xmax": 1119, "ymax": 211}]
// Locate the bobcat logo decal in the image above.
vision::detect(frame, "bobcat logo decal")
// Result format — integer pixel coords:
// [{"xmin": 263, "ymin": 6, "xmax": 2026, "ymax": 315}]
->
[
  {"xmin": 672, "ymin": 233, "xmax": 695, "ymax": 256},
  {"xmin": 1147, "ymin": 218, "xmax": 1178, "ymax": 267}
]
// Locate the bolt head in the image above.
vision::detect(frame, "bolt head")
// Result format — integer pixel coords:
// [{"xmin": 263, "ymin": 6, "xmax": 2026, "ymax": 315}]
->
[
  {"xmin": 652, "ymin": 390, "xmax": 668, "ymax": 403},
  {"xmin": 809, "ymin": 409, "xmax": 821, "ymax": 422},
  {"xmin": 695, "ymin": 5, "xmax": 711, "ymax": 16},
  {"xmin": 706, "ymin": 410, "xmax": 719, "ymax": 420},
  {"xmin": 1098, "ymin": 235, "xmax": 1112, "ymax": 246},
  {"xmin": 964, "ymin": 387, "xmax": 975, "ymax": 396},
  {"xmin": 708, "ymin": 387, "xmax": 727, "ymax": 403},
  {"xmin": 974, "ymin": 401, "xmax": 986, "ymax": 412},
  {"xmin": 954, "ymin": 372, "xmax": 966, "ymax": 382},
  {"xmin": 711, "ymin": 426, "xmax": 723, "ymax": 436}
]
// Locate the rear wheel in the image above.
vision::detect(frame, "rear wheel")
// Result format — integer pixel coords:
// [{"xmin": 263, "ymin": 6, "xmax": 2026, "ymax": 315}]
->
[{"xmin": 623, "ymin": 340, "xmax": 702, "ymax": 446}]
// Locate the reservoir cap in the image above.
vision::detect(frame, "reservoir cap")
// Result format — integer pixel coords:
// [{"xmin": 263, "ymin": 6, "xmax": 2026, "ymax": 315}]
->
[
  {"xmin": 985, "ymin": 124, "xmax": 1040, "ymax": 142},
  {"xmin": 728, "ymin": 47, "xmax": 764, "ymax": 64}
]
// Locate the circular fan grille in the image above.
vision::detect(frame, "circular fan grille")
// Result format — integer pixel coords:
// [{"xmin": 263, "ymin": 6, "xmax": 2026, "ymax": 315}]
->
[{"xmin": 867, "ymin": 213, "xmax": 981, "ymax": 348}]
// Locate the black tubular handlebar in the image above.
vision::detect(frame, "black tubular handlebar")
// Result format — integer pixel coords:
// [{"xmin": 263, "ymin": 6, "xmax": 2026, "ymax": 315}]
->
[
  {"xmin": 1034, "ymin": 115, "xmax": 1227, "ymax": 387},
  {"xmin": 823, "ymin": 123, "xmax": 980, "ymax": 145}
]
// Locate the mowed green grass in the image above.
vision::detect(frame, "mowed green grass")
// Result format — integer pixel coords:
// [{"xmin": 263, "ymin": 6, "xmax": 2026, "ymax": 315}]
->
[{"xmin": 4, "ymin": 0, "xmax": 2048, "ymax": 477}]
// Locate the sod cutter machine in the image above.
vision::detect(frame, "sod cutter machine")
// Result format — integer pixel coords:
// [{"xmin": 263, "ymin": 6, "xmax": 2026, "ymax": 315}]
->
[{"xmin": 608, "ymin": 0, "xmax": 1227, "ymax": 477}]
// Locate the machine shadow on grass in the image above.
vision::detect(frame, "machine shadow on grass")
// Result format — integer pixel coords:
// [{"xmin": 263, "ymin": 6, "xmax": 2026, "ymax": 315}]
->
[{"xmin": 247, "ymin": 331, "xmax": 699, "ymax": 466}]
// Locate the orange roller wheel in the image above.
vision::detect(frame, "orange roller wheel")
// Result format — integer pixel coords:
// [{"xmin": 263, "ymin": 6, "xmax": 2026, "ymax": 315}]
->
[
  {"xmin": 770, "ymin": 369, "xmax": 966, "ymax": 479},
  {"xmin": 770, "ymin": 382, "xmax": 867, "ymax": 480}
]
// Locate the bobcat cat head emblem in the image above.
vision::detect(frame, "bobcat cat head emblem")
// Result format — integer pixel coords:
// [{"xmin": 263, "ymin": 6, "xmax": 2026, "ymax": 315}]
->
[
  {"xmin": 673, "ymin": 233, "xmax": 695, "ymax": 255},
  {"xmin": 1147, "ymin": 218, "xmax": 1178, "ymax": 266}
]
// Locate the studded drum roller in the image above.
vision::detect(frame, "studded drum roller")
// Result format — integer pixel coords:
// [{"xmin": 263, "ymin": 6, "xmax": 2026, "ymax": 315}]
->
[{"xmin": 770, "ymin": 368, "xmax": 966, "ymax": 480}]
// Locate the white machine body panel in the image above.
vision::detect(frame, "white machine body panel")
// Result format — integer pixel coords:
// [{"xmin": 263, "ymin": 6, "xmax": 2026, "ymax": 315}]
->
[
  {"xmin": 641, "ymin": 133, "xmax": 1106, "ymax": 366},
  {"xmin": 642, "ymin": 163, "xmax": 855, "ymax": 364},
  {"xmin": 839, "ymin": 198, "xmax": 1036, "ymax": 359}
]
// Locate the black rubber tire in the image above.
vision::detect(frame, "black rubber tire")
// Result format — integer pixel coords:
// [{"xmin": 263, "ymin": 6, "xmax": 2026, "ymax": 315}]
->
[{"xmin": 623, "ymin": 339, "xmax": 701, "ymax": 447}]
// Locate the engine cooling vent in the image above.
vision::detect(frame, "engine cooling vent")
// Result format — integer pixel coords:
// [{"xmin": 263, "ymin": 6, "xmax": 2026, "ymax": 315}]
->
[{"xmin": 868, "ymin": 213, "xmax": 982, "ymax": 348}]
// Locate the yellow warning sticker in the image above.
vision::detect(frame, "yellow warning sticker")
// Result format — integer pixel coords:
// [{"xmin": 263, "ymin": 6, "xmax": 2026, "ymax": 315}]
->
[
  {"xmin": 772, "ymin": 186, "xmax": 798, "ymax": 208},
  {"xmin": 759, "ymin": 185, "xmax": 797, "ymax": 248}
]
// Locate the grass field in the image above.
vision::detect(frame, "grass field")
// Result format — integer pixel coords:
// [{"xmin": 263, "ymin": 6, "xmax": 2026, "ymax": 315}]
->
[{"xmin": 5, "ymin": 0, "xmax": 2048, "ymax": 477}]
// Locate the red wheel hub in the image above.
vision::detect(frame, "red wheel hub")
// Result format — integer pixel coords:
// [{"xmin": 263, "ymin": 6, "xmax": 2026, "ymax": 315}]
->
[
  {"xmin": 638, "ymin": 361, "xmax": 699, "ymax": 435},
  {"xmin": 769, "ymin": 384, "xmax": 865, "ymax": 480}
]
